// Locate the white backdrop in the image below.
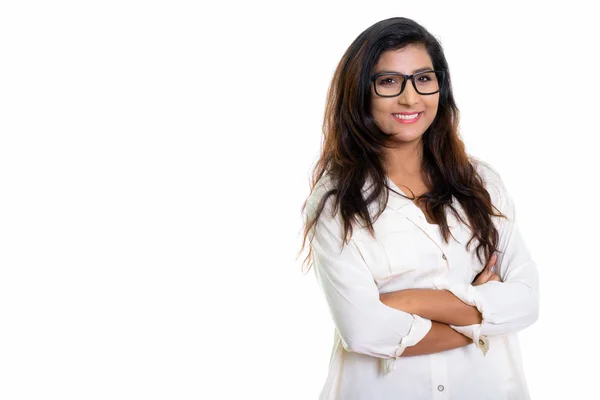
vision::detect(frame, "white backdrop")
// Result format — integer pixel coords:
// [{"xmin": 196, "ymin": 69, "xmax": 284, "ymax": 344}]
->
[{"xmin": 1, "ymin": 1, "xmax": 598, "ymax": 399}]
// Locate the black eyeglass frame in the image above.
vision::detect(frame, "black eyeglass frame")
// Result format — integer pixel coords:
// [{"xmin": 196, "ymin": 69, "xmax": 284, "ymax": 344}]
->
[{"xmin": 370, "ymin": 70, "xmax": 446, "ymax": 97}]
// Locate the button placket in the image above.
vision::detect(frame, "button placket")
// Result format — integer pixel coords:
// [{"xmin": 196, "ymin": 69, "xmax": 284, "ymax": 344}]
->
[
  {"xmin": 396, "ymin": 209, "xmax": 448, "ymax": 258},
  {"xmin": 429, "ymin": 352, "xmax": 449, "ymax": 398}
]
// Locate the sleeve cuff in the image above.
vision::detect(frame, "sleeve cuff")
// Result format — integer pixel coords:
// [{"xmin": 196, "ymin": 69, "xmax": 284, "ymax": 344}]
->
[
  {"xmin": 433, "ymin": 279, "xmax": 491, "ymax": 356},
  {"xmin": 433, "ymin": 280, "xmax": 491, "ymax": 320},
  {"xmin": 449, "ymin": 324, "xmax": 489, "ymax": 356},
  {"xmin": 381, "ymin": 315, "xmax": 432, "ymax": 374}
]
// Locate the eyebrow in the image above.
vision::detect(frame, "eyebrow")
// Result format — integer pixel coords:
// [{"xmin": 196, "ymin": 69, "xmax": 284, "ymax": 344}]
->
[{"xmin": 373, "ymin": 66, "xmax": 434, "ymax": 75}]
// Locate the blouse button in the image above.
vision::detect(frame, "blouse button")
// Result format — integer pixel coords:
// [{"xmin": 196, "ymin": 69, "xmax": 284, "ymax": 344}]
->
[
  {"xmin": 442, "ymin": 254, "xmax": 447, "ymax": 260},
  {"xmin": 438, "ymin": 385, "xmax": 445, "ymax": 391}
]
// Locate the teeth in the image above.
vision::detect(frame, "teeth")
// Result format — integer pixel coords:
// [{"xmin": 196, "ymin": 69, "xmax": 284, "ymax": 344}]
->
[{"xmin": 394, "ymin": 113, "xmax": 420, "ymax": 120}]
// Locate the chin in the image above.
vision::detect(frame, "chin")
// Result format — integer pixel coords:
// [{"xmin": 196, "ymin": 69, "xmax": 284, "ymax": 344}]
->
[{"xmin": 391, "ymin": 131, "xmax": 424, "ymax": 143}]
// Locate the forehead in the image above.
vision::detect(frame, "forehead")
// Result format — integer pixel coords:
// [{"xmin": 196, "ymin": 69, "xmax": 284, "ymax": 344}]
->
[{"xmin": 373, "ymin": 44, "xmax": 433, "ymax": 74}]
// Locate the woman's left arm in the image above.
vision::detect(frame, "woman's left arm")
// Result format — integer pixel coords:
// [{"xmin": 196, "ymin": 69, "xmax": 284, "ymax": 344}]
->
[
  {"xmin": 382, "ymin": 164, "xmax": 540, "ymax": 338},
  {"xmin": 438, "ymin": 169, "xmax": 540, "ymax": 338},
  {"xmin": 380, "ymin": 288, "xmax": 483, "ymax": 326}
]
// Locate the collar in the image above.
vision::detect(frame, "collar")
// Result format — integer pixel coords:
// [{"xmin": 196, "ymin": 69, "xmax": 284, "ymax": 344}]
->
[
  {"xmin": 383, "ymin": 175, "xmax": 415, "ymax": 211},
  {"xmin": 362, "ymin": 174, "xmax": 460, "ymax": 231},
  {"xmin": 361, "ymin": 174, "xmax": 414, "ymax": 212}
]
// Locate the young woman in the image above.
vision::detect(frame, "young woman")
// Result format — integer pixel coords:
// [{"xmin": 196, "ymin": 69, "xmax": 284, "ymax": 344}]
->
[{"xmin": 300, "ymin": 17, "xmax": 539, "ymax": 399}]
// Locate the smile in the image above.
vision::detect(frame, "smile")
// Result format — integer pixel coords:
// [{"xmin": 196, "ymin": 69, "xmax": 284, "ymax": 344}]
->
[{"xmin": 392, "ymin": 112, "xmax": 422, "ymax": 124}]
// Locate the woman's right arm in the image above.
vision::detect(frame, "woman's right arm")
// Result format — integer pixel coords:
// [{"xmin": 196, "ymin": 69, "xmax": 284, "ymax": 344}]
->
[
  {"xmin": 379, "ymin": 254, "xmax": 501, "ymax": 327},
  {"xmin": 306, "ymin": 200, "xmax": 432, "ymax": 371},
  {"xmin": 397, "ymin": 260, "xmax": 503, "ymax": 357},
  {"xmin": 306, "ymin": 186, "xmax": 483, "ymax": 364},
  {"xmin": 385, "ymin": 258, "xmax": 502, "ymax": 357},
  {"xmin": 400, "ymin": 322, "xmax": 472, "ymax": 357}
]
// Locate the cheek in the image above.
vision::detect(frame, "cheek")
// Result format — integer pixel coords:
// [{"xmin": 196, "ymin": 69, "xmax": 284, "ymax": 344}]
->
[
  {"xmin": 427, "ymin": 97, "xmax": 440, "ymax": 111},
  {"xmin": 370, "ymin": 104, "xmax": 391, "ymax": 130},
  {"xmin": 371, "ymin": 99, "xmax": 394, "ymax": 115},
  {"xmin": 425, "ymin": 99, "xmax": 440, "ymax": 118},
  {"xmin": 370, "ymin": 101, "xmax": 387, "ymax": 120}
]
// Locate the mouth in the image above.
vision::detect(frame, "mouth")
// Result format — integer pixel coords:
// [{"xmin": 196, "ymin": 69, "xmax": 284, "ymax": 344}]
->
[{"xmin": 391, "ymin": 112, "xmax": 423, "ymax": 124}]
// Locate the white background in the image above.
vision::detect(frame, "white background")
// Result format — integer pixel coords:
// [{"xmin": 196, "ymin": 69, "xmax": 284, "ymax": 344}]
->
[{"xmin": 1, "ymin": 1, "xmax": 598, "ymax": 399}]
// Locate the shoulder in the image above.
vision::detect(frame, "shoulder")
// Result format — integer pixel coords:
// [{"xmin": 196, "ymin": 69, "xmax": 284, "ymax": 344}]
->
[
  {"xmin": 469, "ymin": 156, "xmax": 507, "ymax": 198},
  {"xmin": 469, "ymin": 155, "xmax": 514, "ymax": 215},
  {"xmin": 305, "ymin": 173, "xmax": 337, "ymax": 219},
  {"xmin": 303, "ymin": 174, "xmax": 350, "ymax": 249},
  {"xmin": 470, "ymin": 156, "xmax": 502, "ymax": 185}
]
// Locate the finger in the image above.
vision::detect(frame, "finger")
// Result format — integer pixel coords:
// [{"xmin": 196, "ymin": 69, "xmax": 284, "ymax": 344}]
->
[
  {"xmin": 487, "ymin": 253, "xmax": 497, "ymax": 269},
  {"xmin": 488, "ymin": 273, "xmax": 502, "ymax": 282},
  {"xmin": 472, "ymin": 269, "xmax": 489, "ymax": 285},
  {"xmin": 473, "ymin": 254, "xmax": 498, "ymax": 285},
  {"xmin": 484, "ymin": 255, "xmax": 497, "ymax": 277}
]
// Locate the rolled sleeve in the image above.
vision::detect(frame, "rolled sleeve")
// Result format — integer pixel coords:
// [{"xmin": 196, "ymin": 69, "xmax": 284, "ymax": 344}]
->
[
  {"xmin": 306, "ymin": 198, "xmax": 431, "ymax": 369},
  {"xmin": 441, "ymin": 160, "xmax": 539, "ymax": 341},
  {"xmin": 432, "ymin": 281, "xmax": 491, "ymax": 354},
  {"xmin": 471, "ymin": 221, "xmax": 539, "ymax": 337}
]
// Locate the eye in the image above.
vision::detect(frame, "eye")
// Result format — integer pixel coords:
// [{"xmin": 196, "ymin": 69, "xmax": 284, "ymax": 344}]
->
[
  {"xmin": 416, "ymin": 72, "xmax": 437, "ymax": 84},
  {"xmin": 378, "ymin": 77, "xmax": 397, "ymax": 86}
]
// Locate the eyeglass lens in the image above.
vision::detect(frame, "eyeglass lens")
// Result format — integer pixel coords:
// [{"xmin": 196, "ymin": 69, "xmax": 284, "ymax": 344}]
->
[{"xmin": 374, "ymin": 71, "xmax": 441, "ymax": 96}]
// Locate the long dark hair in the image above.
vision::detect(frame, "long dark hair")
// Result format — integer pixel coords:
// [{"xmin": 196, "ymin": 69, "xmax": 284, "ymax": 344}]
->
[{"xmin": 299, "ymin": 17, "xmax": 505, "ymax": 272}]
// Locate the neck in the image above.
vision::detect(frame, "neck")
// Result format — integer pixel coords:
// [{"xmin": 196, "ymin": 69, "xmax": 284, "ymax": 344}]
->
[{"xmin": 383, "ymin": 139, "xmax": 424, "ymax": 180}]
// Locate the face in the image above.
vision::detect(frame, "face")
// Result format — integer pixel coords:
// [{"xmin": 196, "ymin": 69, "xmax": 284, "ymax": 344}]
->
[{"xmin": 370, "ymin": 44, "xmax": 440, "ymax": 144}]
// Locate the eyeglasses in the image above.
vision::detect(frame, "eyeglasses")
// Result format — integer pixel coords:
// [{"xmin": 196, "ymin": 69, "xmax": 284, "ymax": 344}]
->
[{"xmin": 370, "ymin": 70, "xmax": 445, "ymax": 97}]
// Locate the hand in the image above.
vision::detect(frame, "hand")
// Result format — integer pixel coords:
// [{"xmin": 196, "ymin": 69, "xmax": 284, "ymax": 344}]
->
[{"xmin": 472, "ymin": 253, "xmax": 502, "ymax": 286}]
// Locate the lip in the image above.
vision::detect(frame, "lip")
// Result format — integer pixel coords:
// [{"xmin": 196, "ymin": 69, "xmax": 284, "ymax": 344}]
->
[{"xmin": 391, "ymin": 112, "xmax": 423, "ymax": 124}]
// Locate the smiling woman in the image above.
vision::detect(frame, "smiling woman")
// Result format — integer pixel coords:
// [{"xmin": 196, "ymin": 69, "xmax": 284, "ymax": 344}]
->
[
  {"xmin": 370, "ymin": 44, "xmax": 441, "ymax": 143},
  {"xmin": 299, "ymin": 17, "xmax": 539, "ymax": 400}
]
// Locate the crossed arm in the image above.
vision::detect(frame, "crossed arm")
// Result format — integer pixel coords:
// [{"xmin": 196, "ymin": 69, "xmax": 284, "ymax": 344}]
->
[
  {"xmin": 380, "ymin": 291, "xmax": 480, "ymax": 356},
  {"xmin": 379, "ymin": 171, "xmax": 540, "ymax": 358},
  {"xmin": 380, "ymin": 262, "xmax": 499, "ymax": 357},
  {"xmin": 380, "ymin": 198, "xmax": 540, "ymax": 358},
  {"xmin": 307, "ymin": 169, "xmax": 539, "ymax": 363}
]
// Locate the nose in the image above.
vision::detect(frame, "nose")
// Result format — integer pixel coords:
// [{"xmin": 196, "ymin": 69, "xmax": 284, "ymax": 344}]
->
[{"xmin": 398, "ymin": 80, "xmax": 419, "ymax": 106}]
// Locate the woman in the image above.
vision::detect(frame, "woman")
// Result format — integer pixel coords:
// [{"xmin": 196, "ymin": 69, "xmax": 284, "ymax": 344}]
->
[{"xmin": 299, "ymin": 17, "xmax": 539, "ymax": 399}]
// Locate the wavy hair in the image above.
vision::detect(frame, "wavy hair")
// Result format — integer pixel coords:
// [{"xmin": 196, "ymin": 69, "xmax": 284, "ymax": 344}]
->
[{"xmin": 298, "ymin": 17, "xmax": 505, "ymax": 273}]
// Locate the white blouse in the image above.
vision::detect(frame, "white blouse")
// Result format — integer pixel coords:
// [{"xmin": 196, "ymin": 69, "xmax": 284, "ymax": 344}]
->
[{"xmin": 305, "ymin": 158, "xmax": 539, "ymax": 400}]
